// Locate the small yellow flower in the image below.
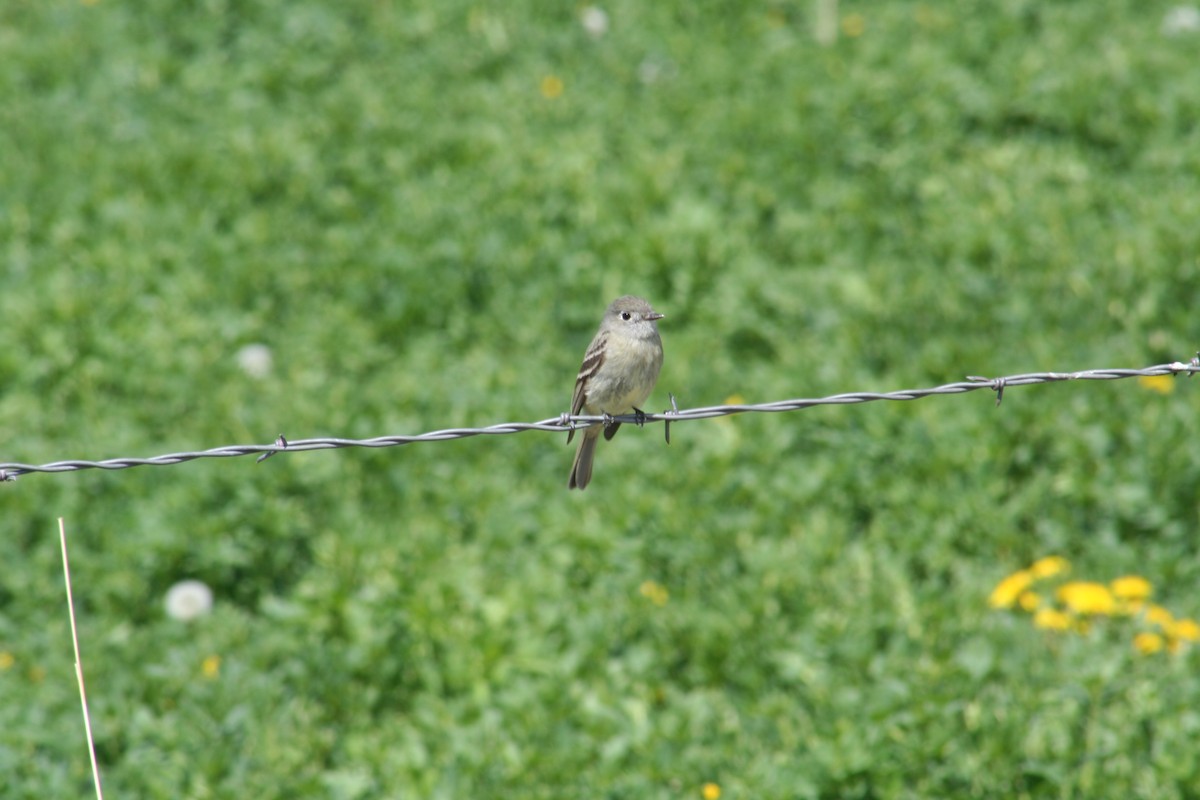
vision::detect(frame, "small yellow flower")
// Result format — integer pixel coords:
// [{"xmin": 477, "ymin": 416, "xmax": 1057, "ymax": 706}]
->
[
  {"xmin": 989, "ymin": 569, "xmax": 1032, "ymax": 609},
  {"xmin": 841, "ymin": 13, "xmax": 866, "ymax": 37},
  {"xmin": 1018, "ymin": 591, "xmax": 1041, "ymax": 611},
  {"xmin": 540, "ymin": 75, "xmax": 564, "ymax": 99},
  {"xmin": 702, "ymin": 783, "xmax": 721, "ymax": 800},
  {"xmin": 1110, "ymin": 575, "xmax": 1152, "ymax": 601},
  {"xmin": 202, "ymin": 654, "xmax": 221, "ymax": 679},
  {"xmin": 913, "ymin": 4, "xmax": 946, "ymax": 29},
  {"xmin": 724, "ymin": 393, "xmax": 746, "ymax": 406},
  {"xmin": 1029, "ymin": 556, "xmax": 1070, "ymax": 580},
  {"xmin": 1033, "ymin": 608, "xmax": 1072, "ymax": 631},
  {"xmin": 1057, "ymin": 581, "xmax": 1116, "ymax": 615},
  {"xmin": 1134, "ymin": 632, "xmax": 1164, "ymax": 654},
  {"xmin": 0, "ymin": 651, "xmax": 13, "ymax": 670},
  {"xmin": 1169, "ymin": 618, "xmax": 1200, "ymax": 642},
  {"xmin": 1145, "ymin": 604, "xmax": 1175, "ymax": 628},
  {"xmin": 1138, "ymin": 375, "xmax": 1174, "ymax": 395},
  {"xmin": 639, "ymin": 580, "xmax": 669, "ymax": 607}
]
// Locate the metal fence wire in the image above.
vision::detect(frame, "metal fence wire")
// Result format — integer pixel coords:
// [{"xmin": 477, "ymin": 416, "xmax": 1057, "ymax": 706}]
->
[{"xmin": 2, "ymin": 357, "xmax": 1197, "ymax": 481}]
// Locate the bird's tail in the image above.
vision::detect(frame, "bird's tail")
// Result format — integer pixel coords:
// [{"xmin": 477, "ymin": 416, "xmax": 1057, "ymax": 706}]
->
[{"xmin": 568, "ymin": 427, "xmax": 601, "ymax": 490}]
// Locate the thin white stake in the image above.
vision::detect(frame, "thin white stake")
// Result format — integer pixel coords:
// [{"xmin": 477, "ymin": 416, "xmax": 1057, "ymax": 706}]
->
[
  {"xmin": 60, "ymin": 517, "xmax": 105, "ymax": 800},
  {"xmin": 815, "ymin": 0, "xmax": 838, "ymax": 44}
]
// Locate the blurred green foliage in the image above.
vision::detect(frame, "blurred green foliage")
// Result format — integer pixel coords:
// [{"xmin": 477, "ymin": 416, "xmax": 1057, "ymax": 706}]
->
[{"xmin": 2, "ymin": 0, "xmax": 1199, "ymax": 796}]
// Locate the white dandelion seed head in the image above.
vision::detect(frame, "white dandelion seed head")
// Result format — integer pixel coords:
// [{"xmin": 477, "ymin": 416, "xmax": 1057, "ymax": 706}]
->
[
  {"xmin": 580, "ymin": 6, "xmax": 609, "ymax": 38},
  {"xmin": 236, "ymin": 343, "xmax": 273, "ymax": 379},
  {"xmin": 165, "ymin": 580, "xmax": 214, "ymax": 621}
]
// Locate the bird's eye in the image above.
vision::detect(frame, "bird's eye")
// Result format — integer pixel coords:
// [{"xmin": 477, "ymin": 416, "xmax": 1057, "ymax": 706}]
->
[{"xmin": 621, "ymin": 311, "xmax": 632, "ymax": 321}]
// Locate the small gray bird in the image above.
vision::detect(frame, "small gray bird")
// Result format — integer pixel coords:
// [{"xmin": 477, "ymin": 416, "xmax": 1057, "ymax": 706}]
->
[{"xmin": 568, "ymin": 295, "xmax": 665, "ymax": 490}]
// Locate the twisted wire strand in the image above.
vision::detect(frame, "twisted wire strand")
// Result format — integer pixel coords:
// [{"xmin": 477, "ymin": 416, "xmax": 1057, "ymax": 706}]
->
[{"xmin": 2, "ymin": 358, "xmax": 1196, "ymax": 481}]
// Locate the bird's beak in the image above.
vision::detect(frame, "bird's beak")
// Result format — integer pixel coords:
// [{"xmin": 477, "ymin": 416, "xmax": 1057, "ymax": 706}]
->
[{"xmin": 647, "ymin": 311, "xmax": 665, "ymax": 321}]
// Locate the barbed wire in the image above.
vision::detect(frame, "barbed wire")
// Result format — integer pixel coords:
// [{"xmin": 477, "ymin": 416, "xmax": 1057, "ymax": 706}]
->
[{"xmin": 2, "ymin": 356, "xmax": 1197, "ymax": 481}]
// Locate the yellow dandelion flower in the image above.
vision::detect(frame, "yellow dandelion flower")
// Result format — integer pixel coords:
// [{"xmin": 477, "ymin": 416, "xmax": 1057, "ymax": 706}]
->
[
  {"xmin": 1033, "ymin": 608, "xmax": 1072, "ymax": 631},
  {"xmin": 1029, "ymin": 556, "xmax": 1069, "ymax": 579},
  {"xmin": 202, "ymin": 654, "xmax": 221, "ymax": 679},
  {"xmin": 1018, "ymin": 591, "xmax": 1041, "ymax": 611},
  {"xmin": 1056, "ymin": 581, "xmax": 1116, "ymax": 615},
  {"xmin": 1137, "ymin": 375, "xmax": 1174, "ymax": 395},
  {"xmin": 841, "ymin": 13, "xmax": 866, "ymax": 37},
  {"xmin": 989, "ymin": 569, "xmax": 1033, "ymax": 609},
  {"xmin": 1134, "ymin": 631, "xmax": 1164, "ymax": 655},
  {"xmin": 1110, "ymin": 575, "xmax": 1152, "ymax": 601},
  {"xmin": 540, "ymin": 75, "xmax": 564, "ymax": 99},
  {"xmin": 0, "ymin": 651, "xmax": 13, "ymax": 670},
  {"xmin": 724, "ymin": 393, "xmax": 746, "ymax": 406},
  {"xmin": 1169, "ymin": 618, "xmax": 1200, "ymax": 642},
  {"xmin": 639, "ymin": 580, "xmax": 669, "ymax": 607},
  {"xmin": 702, "ymin": 783, "xmax": 721, "ymax": 800},
  {"xmin": 1145, "ymin": 604, "xmax": 1174, "ymax": 628}
]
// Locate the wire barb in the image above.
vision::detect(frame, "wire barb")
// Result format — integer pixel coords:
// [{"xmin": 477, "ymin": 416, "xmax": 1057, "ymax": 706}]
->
[
  {"xmin": 664, "ymin": 392, "xmax": 679, "ymax": 445},
  {"xmin": 1, "ymin": 358, "xmax": 1196, "ymax": 480},
  {"xmin": 967, "ymin": 375, "xmax": 1007, "ymax": 406},
  {"xmin": 256, "ymin": 434, "xmax": 289, "ymax": 464}
]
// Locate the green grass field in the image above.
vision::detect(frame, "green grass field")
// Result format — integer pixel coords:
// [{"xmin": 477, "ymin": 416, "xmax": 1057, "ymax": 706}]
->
[{"xmin": 3, "ymin": 0, "xmax": 1200, "ymax": 796}]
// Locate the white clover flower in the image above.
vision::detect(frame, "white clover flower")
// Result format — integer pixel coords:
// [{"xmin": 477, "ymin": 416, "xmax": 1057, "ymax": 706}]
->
[
  {"xmin": 165, "ymin": 580, "xmax": 213, "ymax": 621},
  {"xmin": 636, "ymin": 54, "xmax": 677, "ymax": 86},
  {"xmin": 1162, "ymin": 6, "xmax": 1200, "ymax": 35},
  {"xmin": 236, "ymin": 343, "xmax": 273, "ymax": 378}
]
